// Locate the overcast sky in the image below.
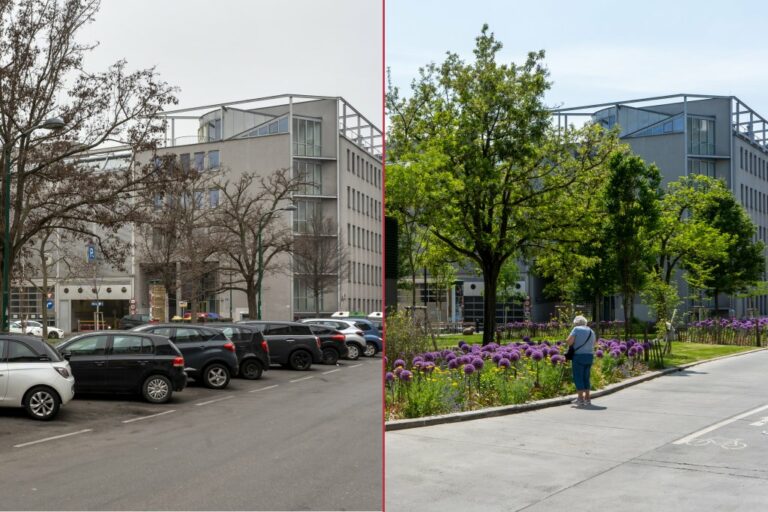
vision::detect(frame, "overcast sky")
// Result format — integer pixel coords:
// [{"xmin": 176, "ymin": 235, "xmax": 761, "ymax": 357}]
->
[
  {"xmin": 387, "ymin": 0, "xmax": 768, "ymax": 116},
  {"xmin": 78, "ymin": 0, "xmax": 383, "ymax": 127}
]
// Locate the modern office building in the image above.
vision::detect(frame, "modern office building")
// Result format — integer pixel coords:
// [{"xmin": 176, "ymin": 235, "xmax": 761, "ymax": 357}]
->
[
  {"xmin": 551, "ymin": 94, "xmax": 768, "ymax": 321},
  {"xmin": 14, "ymin": 94, "xmax": 383, "ymax": 331}
]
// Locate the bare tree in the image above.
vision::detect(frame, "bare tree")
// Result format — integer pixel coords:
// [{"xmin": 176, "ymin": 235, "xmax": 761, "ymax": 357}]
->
[
  {"xmin": 137, "ymin": 157, "xmax": 224, "ymax": 321},
  {"xmin": 292, "ymin": 214, "xmax": 347, "ymax": 316},
  {"xmin": 0, "ymin": 0, "xmax": 177, "ymax": 319},
  {"xmin": 212, "ymin": 168, "xmax": 303, "ymax": 319}
]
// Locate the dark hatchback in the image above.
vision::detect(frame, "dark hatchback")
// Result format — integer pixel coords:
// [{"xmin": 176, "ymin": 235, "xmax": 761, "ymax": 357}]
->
[
  {"xmin": 237, "ymin": 321, "xmax": 322, "ymax": 371},
  {"xmin": 131, "ymin": 324, "xmax": 238, "ymax": 389},
  {"xmin": 305, "ymin": 324, "xmax": 349, "ymax": 365},
  {"xmin": 118, "ymin": 314, "xmax": 154, "ymax": 330},
  {"xmin": 208, "ymin": 323, "xmax": 270, "ymax": 379},
  {"xmin": 56, "ymin": 331, "xmax": 187, "ymax": 403}
]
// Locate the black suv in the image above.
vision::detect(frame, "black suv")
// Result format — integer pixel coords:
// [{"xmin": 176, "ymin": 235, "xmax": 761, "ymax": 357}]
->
[
  {"xmin": 208, "ymin": 324, "xmax": 270, "ymax": 380},
  {"xmin": 238, "ymin": 321, "xmax": 322, "ymax": 371},
  {"xmin": 306, "ymin": 324, "xmax": 349, "ymax": 365},
  {"xmin": 56, "ymin": 331, "xmax": 187, "ymax": 403},
  {"xmin": 131, "ymin": 324, "xmax": 238, "ymax": 389},
  {"xmin": 118, "ymin": 314, "xmax": 154, "ymax": 330}
]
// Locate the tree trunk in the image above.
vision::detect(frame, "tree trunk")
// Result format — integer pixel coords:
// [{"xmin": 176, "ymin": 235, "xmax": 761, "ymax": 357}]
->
[
  {"xmin": 481, "ymin": 262, "xmax": 500, "ymax": 346},
  {"xmin": 713, "ymin": 288, "xmax": 719, "ymax": 316},
  {"xmin": 314, "ymin": 290, "xmax": 321, "ymax": 316},
  {"xmin": 623, "ymin": 294, "xmax": 631, "ymax": 340},
  {"xmin": 246, "ymin": 281, "xmax": 257, "ymax": 320},
  {"xmin": 594, "ymin": 293, "xmax": 601, "ymax": 339}
]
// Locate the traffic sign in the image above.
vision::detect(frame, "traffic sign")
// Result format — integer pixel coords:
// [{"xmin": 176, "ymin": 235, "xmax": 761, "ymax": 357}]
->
[
  {"xmin": 87, "ymin": 245, "xmax": 96, "ymax": 262},
  {"xmin": 46, "ymin": 300, "xmax": 54, "ymax": 310},
  {"xmin": 91, "ymin": 301, "xmax": 103, "ymax": 307},
  {"xmin": 179, "ymin": 300, "xmax": 188, "ymax": 308}
]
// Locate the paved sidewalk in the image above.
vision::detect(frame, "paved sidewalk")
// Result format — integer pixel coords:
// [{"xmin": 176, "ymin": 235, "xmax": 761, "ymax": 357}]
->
[{"xmin": 386, "ymin": 350, "xmax": 768, "ymax": 511}]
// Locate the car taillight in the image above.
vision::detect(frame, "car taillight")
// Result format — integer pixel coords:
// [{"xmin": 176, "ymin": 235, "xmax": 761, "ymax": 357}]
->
[
  {"xmin": 331, "ymin": 334, "xmax": 345, "ymax": 342},
  {"xmin": 224, "ymin": 341, "xmax": 236, "ymax": 352},
  {"xmin": 172, "ymin": 356, "xmax": 185, "ymax": 367},
  {"xmin": 316, "ymin": 336, "xmax": 321, "ymax": 349},
  {"xmin": 55, "ymin": 367, "xmax": 70, "ymax": 378},
  {"xmin": 261, "ymin": 340, "xmax": 269, "ymax": 353}
]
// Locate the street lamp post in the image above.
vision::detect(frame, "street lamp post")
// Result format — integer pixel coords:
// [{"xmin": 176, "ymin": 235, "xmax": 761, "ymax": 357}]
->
[
  {"xmin": 1, "ymin": 117, "xmax": 65, "ymax": 331},
  {"xmin": 256, "ymin": 204, "xmax": 297, "ymax": 320}
]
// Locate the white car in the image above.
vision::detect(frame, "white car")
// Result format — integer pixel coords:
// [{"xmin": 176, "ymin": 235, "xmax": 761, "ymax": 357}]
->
[
  {"xmin": 10, "ymin": 320, "xmax": 65, "ymax": 339},
  {"xmin": 0, "ymin": 335, "xmax": 75, "ymax": 420},
  {"xmin": 299, "ymin": 318, "xmax": 368, "ymax": 359}
]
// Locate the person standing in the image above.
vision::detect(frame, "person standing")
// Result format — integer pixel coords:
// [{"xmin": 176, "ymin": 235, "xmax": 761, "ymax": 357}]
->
[{"xmin": 567, "ymin": 315, "xmax": 595, "ymax": 406}]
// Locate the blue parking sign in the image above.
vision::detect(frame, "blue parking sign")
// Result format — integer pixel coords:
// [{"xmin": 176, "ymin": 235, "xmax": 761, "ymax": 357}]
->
[
  {"xmin": 87, "ymin": 245, "xmax": 95, "ymax": 262},
  {"xmin": 46, "ymin": 299, "xmax": 54, "ymax": 310}
]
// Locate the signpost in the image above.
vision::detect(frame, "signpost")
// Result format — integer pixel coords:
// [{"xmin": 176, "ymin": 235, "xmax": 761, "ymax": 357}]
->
[{"xmin": 46, "ymin": 299, "xmax": 54, "ymax": 310}]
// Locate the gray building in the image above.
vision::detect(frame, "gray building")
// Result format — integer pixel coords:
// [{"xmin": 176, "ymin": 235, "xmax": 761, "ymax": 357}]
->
[
  {"xmin": 552, "ymin": 94, "xmax": 768, "ymax": 321},
  {"xmin": 17, "ymin": 94, "xmax": 383, "ymax": 331}
]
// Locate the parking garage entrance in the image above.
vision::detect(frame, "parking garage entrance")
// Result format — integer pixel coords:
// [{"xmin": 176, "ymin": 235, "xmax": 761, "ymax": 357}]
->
[{"xmin": 71, "ymin": 299, "xmax": 129, "ymax": 331}]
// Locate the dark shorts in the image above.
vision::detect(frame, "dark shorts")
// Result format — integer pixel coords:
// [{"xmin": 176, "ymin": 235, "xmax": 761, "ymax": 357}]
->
[{"xmin": 572, "ymin": 353, "xmax": 594, "ymax": 391}]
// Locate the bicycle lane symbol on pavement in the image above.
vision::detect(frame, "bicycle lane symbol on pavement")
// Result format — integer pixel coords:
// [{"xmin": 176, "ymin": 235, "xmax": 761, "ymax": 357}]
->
[{"xmin": 673, "ymin": 403, "xmax": 768, "ymax": 449}]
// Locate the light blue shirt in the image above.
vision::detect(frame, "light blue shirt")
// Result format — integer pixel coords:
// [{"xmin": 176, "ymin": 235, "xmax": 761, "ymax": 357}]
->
[{"xmin": 569, "ymin": 326, "xmax": 594, "ymax": 354}]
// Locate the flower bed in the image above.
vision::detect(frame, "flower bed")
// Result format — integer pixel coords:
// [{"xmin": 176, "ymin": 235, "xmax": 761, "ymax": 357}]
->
[
  {"xmin": 385, "ymin": 338, "xmax": 648, "ymax": 420},
  {"xmin": 679, "ymin": 317, "xmax": 767, "ymax": 346},
  {"xmin": 495, "ymin": 321, "xmax": 626, "ymax": 342}
]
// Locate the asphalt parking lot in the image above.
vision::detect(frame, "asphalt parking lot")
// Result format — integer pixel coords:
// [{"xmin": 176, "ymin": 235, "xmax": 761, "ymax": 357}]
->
[{"xmin": 0, "ymin": 357, "xmax": 383, "ymax": 511}]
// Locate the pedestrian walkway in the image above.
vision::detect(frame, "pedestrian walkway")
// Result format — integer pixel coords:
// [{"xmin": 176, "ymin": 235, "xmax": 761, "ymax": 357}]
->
[{"xmin": 386, "ymin": 351, "xmax": 768, "ymax": 511}]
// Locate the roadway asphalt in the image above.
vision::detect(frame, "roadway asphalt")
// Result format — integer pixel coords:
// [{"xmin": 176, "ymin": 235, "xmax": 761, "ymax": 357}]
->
[
  {"xmin": 0, "ymin": 358, "xmax": 383, "ymax": 511},
  {"xmin": 386, "ymin": 350, "xmax": 768, "ymax": 511}
]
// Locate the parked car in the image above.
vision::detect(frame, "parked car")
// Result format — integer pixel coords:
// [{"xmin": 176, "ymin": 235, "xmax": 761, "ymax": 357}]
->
[
  {"xmin": 0, "ymin": 335, "xmax": 75, "ymax": 420},
  {"xmin": 305, "ymin": 325, "xmax": 349, "ymax": 365},
  {"xmin": 208, "ymin": 323, "xmax": 270, "ymax": 379},
  {"xmin": 363, "ymin": 333, "xmax": 383, "ymax": 355},
  {"xmin": 300, "ymin": 318, "xmax": 375, "ymax": 357},
  {"xmin": 56, "ymin": 331, "xmax": 185, "ymax": 404},
  {"xmin": 118, "ymin": 314, "xmax": 155, "ymax": 330},
  {"xmin": 9, "ymin": 320, "xmax": 65, "ymax": 339},
  {"xmin": 130, "ymin": 324, "xmax": 238, "ymax": 389},
  {"xmin": 237, "ymin": 321, "xmax": 322, "ymax": 371}
]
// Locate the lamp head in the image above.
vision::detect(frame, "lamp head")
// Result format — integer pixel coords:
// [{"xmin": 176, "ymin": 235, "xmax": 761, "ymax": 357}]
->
[{"xmin": 40, "ymin": 117, "xmax": 65, "ymax": 130}]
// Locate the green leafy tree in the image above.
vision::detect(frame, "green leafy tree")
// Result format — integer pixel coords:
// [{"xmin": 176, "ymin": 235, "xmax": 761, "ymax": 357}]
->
[
  {"xmin": 696, "ymin": 194, "xmax": 765, "ymax": 312},
  {"xmin": 603, "ymin": 152, "xmax": 662, "ymax": 339},
  {"xmin": 386, "ymin": 25, "xmax": 619, "ymax": 344}
]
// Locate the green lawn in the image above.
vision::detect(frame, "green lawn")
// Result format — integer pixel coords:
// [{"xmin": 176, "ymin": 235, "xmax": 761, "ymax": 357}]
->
[{"xmin": 430, "ymin": 334, "xmax": 758, "ymax": 366}]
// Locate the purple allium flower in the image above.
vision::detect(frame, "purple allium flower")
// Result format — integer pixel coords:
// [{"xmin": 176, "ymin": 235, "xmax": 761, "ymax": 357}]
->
[
  {"xmin": 459, "ymin": 355, "xmax": 471, "ymax": 365},
  {"xmin": 492, "ymin": 353, "xmax": 503, "ymax": 363},
  {"xmin": 523, "ymin": 336, "xmax": 531, "ymax": 343},
  {"xmin": 508, "ymin": 351, "xmax": 521, "ymax": 362},
  {"xmin": 595, "ymin": 349, "xmax": 604, "ymax": 358},
  {"xmin": 531, "ymin": 350, "xmax": 544, "ymax": 362},
  {"xmin": 447, "ymin": 359, "xmax": 459, "ymax": 370},
  {"xmin": 498, "ymin": 358, "xmax": 511, "ymax": 369},
  {"xmin": 445, "ymin": 352, "xmax": 457, "ymax": 361},
  {"xmin": 464, "ymin": 364, "xmax": 476, "ymax": 375},
  {"xmin": 412, "ymin": 356, "xmax": 424, "ymax": 364},
  {"xmin": 423, "ymin": 362, "xmax": 436, "ymax": 373},
  {"xmin": 393, "ymin": 367, "xmax": 403, "ymax": 376},
  {"xmin": 461, "ymin": 344, "xmax": 470, "ymax": 353},
  {"xmin": 550, "ymin": 354, "xmax": 565, "ymax": 365},
  {"xmin": 458, "ymin": 340, "xmax": 467, "ymax": 348},
  {"xmin": 525, "ymin": 348, "xmax": 534, "ymax": 357},
  {"xmin": 610, "ymin": 350, "xmax": 621, "ymax": 359},
  {"xmin": 472, "ymin": 357, "xmax": 484, "ymax": 370},
  {"xmin": 393, "ymin": 359, "xmax": 405, "ymax": 368},
  {"xmin": 385, "ymin": 372, "xmax": 394, "ymax": 382},
  {"xmin": 399, "ymin": 370, "xmax": 413, "ymax": 382},
  {"xmin": 548, "ymin": 347, "xmax": 560, "ymax": 356},
  {"xmin": 423, "ymin": 352, "xmax": 435, "ymax": 362}
]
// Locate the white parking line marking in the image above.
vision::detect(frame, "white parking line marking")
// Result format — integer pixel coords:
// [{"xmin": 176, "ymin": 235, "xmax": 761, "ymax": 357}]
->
[
  {"xmin": 195, "ymin": 396, "xmax": 234, "ymax": 406},
  {"xmin": 673, "ymin": 404, "xmax": 768, "ymax": 445},
  {"xmin": 348, "ymin": 364, "xmax": 363, "ymax": 368},
  {"xmin": 249, "ymin": 384, "xmax": 278, "ymax": 393},
  {"xmin": 122, "ymin": 410, "xmax": 176, "ymax": 424},
  {"xmin": 322, "ymin": 369, "xmax": 341, "ymax": 375},
  {"xmin": 290, "ymin": 376, "xmax": 314, "ymax": 383},
  {"xmin": 750, "ymin": 416, "xmax": 768, "ymax": 427},
  {"xmin": 14, "ymin": 429, "xmax": 92, "ymax": 448}
]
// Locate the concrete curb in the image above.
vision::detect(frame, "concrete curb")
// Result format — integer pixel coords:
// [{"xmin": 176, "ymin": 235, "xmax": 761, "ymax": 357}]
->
[{"xmin": 385, "ymin": 347, "xmax": 767, "ymax": 431}]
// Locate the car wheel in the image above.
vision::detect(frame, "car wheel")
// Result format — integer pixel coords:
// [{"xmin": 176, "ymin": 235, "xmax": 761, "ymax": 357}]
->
[
  {"xmin": 142, "ymin": 374, "xmax": 173, "ymax": 403},
  {"xmin": 288, "ymin": 350, "xmax": 312, "ymax": 371},
  {"xmin": 24, "ymin": 386, "xmax": 61, "ymax": 421},
  {"xmin": 346, "ymin": 343, "xmax": 360, "ymax": 360},
  {"xmin": 364, "ymin": 342, "xmax": 377, "ymax": 357},
  {"xmin": 240, "ymin": 359, "xmax": 263, "ymax": 380},
  {"xmin": 321, "ymin": 347, "xmax": 339, "ymax": 365},
  {"xmin": 203, "ymin": 363, "xmax": 231, "ymax": 389},
  {"xmin": 47, "ymin": 331, "xmax": 59, "ymax": 339}
]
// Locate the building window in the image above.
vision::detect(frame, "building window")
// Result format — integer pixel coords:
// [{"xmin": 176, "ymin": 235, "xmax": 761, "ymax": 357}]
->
[
  {"xmin": 208, "ymin": 150, "xmax": 220, "ymax": 169},
  {"xmin": 347, "ymin": 149, "xmax": 350, "ymax": 172},
  {"xmin": 194, "ymin": 152, "xmax": 205, "ymax": 171},
  {"xmin": 687, "ymin": 117, "xmax": 715, "ymax": 155},
  {"xmin": 292, "ymin": 117, "xmax": 322, "ymax": 157},
  {"xmin": 293, "ymin": 200, "xmax": 321, "ymax": 233},
  {"xmin": 294, "ymin": 160, "xmax": 322, "ymax": 195},
  {"xmin": 209, "ymin": 189, "xmax": 219, "ymax": 208},
  {"xmin": 179, "ymin": 153, "xmax": 190, "ymax": 172},
  {"xmin": 294, "ymin": 279, "xmax": 322, "ymax": 312},
  {"xmin": 687, "ymin": 159, "xmax": 715, "ymax": 178}
]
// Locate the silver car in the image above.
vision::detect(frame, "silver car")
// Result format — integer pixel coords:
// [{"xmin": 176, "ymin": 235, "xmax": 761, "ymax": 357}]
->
[{"xmin": 299, "ymin": 318, "xmax": 370, "ymax": 359}]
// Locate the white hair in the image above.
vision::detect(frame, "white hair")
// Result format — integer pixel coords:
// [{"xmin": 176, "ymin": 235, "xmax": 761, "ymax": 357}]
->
[{"xmin": 573, "ymin": 315, "xmax": 588, "ymax": 326}]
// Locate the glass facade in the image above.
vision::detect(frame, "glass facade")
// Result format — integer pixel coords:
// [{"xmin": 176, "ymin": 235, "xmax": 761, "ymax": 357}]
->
[
  {"xmin": 628, "ymin": 114, "xmax": 684, "ymax": 137},
  {"xmin": 293, "ymin": 117, "xmax": 322, "ymax": 157},
  {"xmin": 293, "ymin": 200, "xmax": 321, "ymax": 233},
  {"xmin": 294, "ymin": 160, "xmax": 322, "ymax": 195},
  {"xmin": 688, "ymin": 117, "xmax": 715, "ymax": 155},
  {"xmin": 294, "ymin": 278, "xmax": 322, "ymax": 312},
  {"xmin": 237, "ymin": 115, "xmax": 289, "ymax": 139},
  {"xmin": 688, "ymin": 158, "xmax": 716, "ymax": 178}
]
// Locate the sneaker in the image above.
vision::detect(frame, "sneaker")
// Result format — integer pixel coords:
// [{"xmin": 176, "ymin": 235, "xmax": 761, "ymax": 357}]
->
[
  {"xmin": 571, "ymin": 398, "xmax": 584, "ymax": 406},
  {"xmin": 583, "ymin": 399, "xmax": 592, "ymax": 406}
]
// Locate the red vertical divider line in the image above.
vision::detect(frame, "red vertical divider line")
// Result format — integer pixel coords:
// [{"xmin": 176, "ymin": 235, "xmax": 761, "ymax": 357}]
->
[{"xmin": 381, "ymin": 0, "xmax": 387, "ymax": 510}]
